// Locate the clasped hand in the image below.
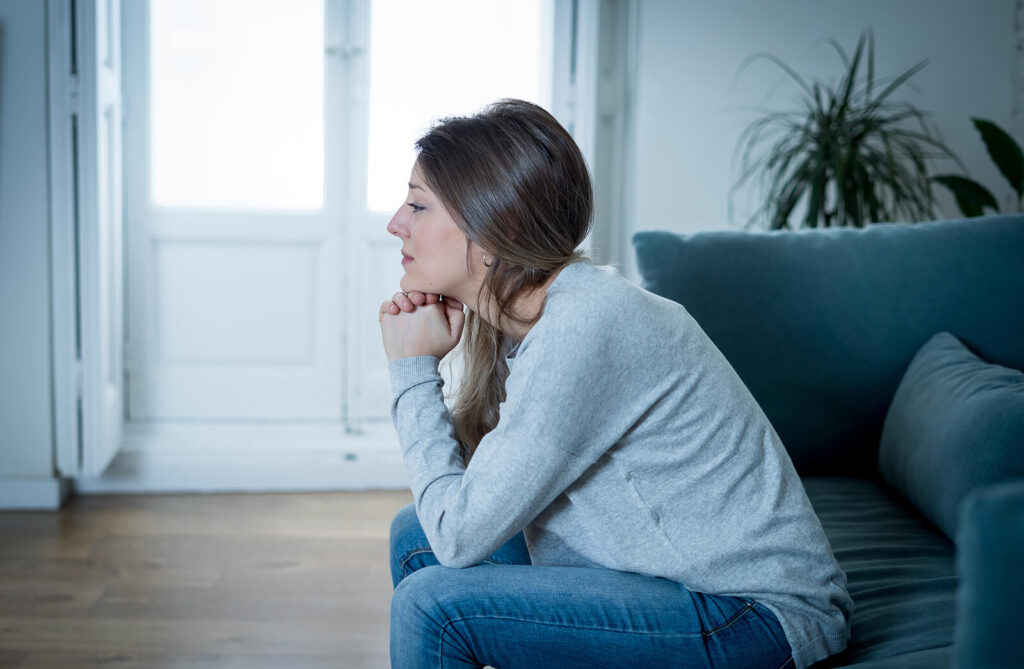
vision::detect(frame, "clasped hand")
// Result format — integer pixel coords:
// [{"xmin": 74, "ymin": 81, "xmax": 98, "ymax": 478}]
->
[{"xmin": 379, "ymin": 291, "xmax": 466, "ymax": 362}]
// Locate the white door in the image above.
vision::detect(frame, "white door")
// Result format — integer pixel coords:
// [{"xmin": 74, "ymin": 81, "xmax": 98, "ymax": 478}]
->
[
  {"xmin": 119, "ymin": 0, "xmax": 564, "ymax": 442},
  {"xmin": 51, "ymin": 0, "xmax": 599, "ymax": 489},
  {"xmin": 75, "ymin": 0, "xmax": 125, "ymax": 476},
  {"xmin": 345, "ymin": 0, "xmax": 556, "ymax": 423},
  {"xmin": 124, "ymin": 0, "xmax": 346, "ymax": 420}
]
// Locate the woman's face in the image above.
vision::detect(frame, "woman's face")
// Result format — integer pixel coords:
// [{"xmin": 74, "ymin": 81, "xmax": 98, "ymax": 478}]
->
[{"xmin": 386, "ymin": 163, "xmax": 480, "ymax": 301}]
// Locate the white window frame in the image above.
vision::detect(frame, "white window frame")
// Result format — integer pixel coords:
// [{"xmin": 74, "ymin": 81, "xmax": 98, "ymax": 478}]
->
[{"xmin": 49, "ymin": 0, "xmax": 623, "ymax": 492}]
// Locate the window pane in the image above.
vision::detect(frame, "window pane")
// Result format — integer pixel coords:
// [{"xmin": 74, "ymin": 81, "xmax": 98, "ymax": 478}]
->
[
  {"xmin": 367, "ymin": 0, "xmax": 553, "ymax": 212},
  {"xmin": 150, "ymin": 0, "xmax": 324, "ymax": 209}
]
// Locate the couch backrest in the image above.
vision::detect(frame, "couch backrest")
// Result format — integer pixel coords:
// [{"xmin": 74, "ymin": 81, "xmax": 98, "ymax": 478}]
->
[{"xmin": 632, "ymin": 215, "xmax": 1024, "ymax": 476}]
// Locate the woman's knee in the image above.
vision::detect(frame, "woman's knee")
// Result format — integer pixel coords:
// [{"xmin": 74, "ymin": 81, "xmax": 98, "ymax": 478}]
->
[
  {"xmin": 391, "ymin": 566, "xmax": 480, "ymax": 666},
  {"xmin": 390, "ymin": 565, "xmax": 461, "ymax": 631}
]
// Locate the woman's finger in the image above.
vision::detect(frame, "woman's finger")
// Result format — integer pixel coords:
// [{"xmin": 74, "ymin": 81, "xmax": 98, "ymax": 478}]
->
[
  {"xmin": 392, "ymin": 291, "xmax": 415, "ymax": 313},
  {"xmin": 404, "ymin": 291, "xmax": 440, "ymax": 306},
  {"xmin": 446, "ymin": 302, "xmax": 467, "ymax": 343},
  {"xmin": 442, "ymin": 295, "xmax": 465, "ymax": 311},
  {"xmin": 379, "ymin": 300, "xmax": 399, "ymax": 322}
]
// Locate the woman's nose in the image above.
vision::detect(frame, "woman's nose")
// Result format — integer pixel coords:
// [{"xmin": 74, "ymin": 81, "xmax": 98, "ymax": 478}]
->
[{"xmin": 386, "ymin": 210, "xmax": 407, "ymax": 238}]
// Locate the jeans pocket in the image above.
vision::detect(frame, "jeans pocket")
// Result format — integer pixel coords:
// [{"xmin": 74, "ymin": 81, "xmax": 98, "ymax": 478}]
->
[
  {"xmin": 399, "ymin": 547, "xmax": 437, "ymax": 578},
  {"xmin": 693, "ymin": 591, "xmax": 757, "ymax": 637}
]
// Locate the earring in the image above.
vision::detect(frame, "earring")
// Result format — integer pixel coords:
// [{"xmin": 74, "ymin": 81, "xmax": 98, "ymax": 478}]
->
[{"xmin": 482, "ymin": 254, "xmax": 492, "ymax": 267}]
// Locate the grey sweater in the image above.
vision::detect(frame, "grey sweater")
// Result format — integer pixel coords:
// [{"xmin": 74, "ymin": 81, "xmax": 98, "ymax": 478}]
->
[{"xmin": 388, "ymin": 261, "xmax": 853, "ymax": 669}]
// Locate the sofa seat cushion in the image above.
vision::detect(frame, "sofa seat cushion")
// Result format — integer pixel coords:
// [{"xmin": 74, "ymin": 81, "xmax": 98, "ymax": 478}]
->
[{"xmin": 802, "ymin": 477, "xmax": 955, "ymax": 668}]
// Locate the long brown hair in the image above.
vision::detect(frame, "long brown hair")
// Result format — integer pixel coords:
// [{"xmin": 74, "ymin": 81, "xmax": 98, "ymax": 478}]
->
[{"xmin": 415, "ymin": 99, "xmax": 594, "ymax": 462}]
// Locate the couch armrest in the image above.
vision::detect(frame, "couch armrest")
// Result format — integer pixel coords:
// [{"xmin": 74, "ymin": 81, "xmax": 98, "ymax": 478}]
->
[{"xmin": 955, "ymin": 479, "xmax": 1024, "ymax": 669}]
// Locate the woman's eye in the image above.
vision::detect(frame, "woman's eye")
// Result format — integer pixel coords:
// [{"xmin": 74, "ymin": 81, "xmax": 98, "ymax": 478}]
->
[{"xmin": 407, "ymin": 202, "xmax": 425, "ymax": 213}]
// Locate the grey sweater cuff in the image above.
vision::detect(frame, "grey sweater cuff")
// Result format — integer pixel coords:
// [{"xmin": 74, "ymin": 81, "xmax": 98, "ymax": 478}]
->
[{"xmin": 388, "ymin": 355, "xmax": 443, "ymax": 399}]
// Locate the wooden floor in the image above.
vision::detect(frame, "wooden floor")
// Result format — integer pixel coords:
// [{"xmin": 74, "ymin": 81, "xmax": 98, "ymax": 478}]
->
[{"xmin": 0, "ymin": 489, "xmax": 413, "ymax": 668}]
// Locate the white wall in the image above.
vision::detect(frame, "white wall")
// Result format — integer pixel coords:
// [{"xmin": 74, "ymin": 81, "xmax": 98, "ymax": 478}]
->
[
  {"xmin": 625, "ymin": 0, "xmax": 1017, "ymax": 275},
  {"xmin": 0, "ymin": 0, "xmax": 63, "ymax": 507}
]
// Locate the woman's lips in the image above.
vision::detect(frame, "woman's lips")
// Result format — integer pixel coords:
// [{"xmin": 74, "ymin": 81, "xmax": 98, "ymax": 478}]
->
[{"xmin": 401, "ymin": 252, "xmax": 413, "ymax": 266}]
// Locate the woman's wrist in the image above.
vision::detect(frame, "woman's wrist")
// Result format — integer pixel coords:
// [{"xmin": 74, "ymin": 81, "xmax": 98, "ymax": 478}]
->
[{"xmin": 388, "ymin": 355, "xmax": 443, "ymax": 399}]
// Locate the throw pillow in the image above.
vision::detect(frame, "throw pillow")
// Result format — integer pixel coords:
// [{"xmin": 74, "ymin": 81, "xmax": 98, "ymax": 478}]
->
[{"xmin": 878, "ymin": 331, "xmax": 1024, "ymax": 540}]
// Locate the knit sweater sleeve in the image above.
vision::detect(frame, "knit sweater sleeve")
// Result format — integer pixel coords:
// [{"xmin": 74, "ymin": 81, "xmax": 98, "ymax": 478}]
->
[{"xmin": 387, "ymin": 312, "xmax": 639, "ymax": 568}]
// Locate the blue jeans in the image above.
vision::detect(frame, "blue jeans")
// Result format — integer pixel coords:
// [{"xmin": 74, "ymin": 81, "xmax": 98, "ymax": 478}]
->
[{"xmin": 389, "ymin": 503, "xmax": 793, "ymax": 668}]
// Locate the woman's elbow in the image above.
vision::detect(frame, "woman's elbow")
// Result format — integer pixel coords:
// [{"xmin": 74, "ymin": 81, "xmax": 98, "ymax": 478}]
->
[
  {"xmin": 435, "ymin": 553, "xmax": 477, "ymax": 569},
  {"xmin": 432, "ymin": 541, "xmax": 486, "ymax": 569},
  {"xmin": 423, "ymin": 509, "xmax": 496, "ymax": 568},
  {"xmin": 429, "ymin": 527, "xmax": 492, "ymax": 568}
]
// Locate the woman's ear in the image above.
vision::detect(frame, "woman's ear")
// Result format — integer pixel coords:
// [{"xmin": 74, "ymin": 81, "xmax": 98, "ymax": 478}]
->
[{"xmin": 466, "ymin": 241, "xmax": 492, "ymax": 273}]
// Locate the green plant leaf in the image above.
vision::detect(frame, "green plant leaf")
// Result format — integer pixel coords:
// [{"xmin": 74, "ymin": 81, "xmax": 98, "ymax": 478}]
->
[
  {"xmin": 972, "ymin": 118, "xmax": 1024, "ymax": 197},
  {"xmin": 834, "ymin": 33, "xmax": 866, "ymax": 121},
  {"xmin": 731, "ymin": 31, "xmax": 960, "ymax": 229},
  {"xmin": 734, "ymin": 52, "xmax": 815, "ymax": 99},
  {"xmin": 867, "ymin": 59, "xmax": 929, "ymax": 108},
  {"xmin": 932, "ymin": 174, "xmax": 1000, "ymax": 217},
  {"xmin": 866, "ymin": 30, "xmax": 875, "ymax": 100}
]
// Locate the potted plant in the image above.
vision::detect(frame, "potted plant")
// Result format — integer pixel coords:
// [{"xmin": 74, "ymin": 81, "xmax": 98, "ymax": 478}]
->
[
  {"xmin": 933, "ymin": 118, "xmax": 1021, "ymax": 217},
  {"xmin": 732, "ymin": 29, "xmax": 963, "ymax": 230}
]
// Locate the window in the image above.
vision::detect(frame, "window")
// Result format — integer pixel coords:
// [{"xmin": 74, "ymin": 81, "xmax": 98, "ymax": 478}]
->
[
  {"xmin": 56, "ymin": 0, "xmax": 606, "ymax": 486},
  {"xmin": 366, "ymin": 0, "xmax": 552, "ymax": 211},
  {"xmin": 123, "ymin": 0, "xmax": 559, "ymax": 428},
  {"xmin": 150, "ymin": 0, "xmax": 325, "ymax": 210}
]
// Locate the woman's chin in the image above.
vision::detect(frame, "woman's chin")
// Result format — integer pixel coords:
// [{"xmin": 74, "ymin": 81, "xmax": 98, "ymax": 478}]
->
[{"xmin": 399, "ymin": 276, "xmax": 427, "ymax": 295}]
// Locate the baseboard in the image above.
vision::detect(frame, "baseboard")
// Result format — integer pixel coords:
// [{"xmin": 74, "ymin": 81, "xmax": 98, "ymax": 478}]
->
[
  {"xmin": 73, "ymin": 420, "xmax": 411, "ymax": 494},
  {"xmin": 0, "ymin": 476, "xmax": 72, "ymax": 510}
]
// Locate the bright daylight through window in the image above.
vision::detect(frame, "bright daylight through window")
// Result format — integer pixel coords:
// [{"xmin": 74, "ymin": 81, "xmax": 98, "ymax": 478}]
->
[
  {"xmin": 366, "ymin": 0, "xmax": 553, "ymax": 212},
  {"xmin": 150, "ymin": 0, "xmax": 324, "ymax": 210}
]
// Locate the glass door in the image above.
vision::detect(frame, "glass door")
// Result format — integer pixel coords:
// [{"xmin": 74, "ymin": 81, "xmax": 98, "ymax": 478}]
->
[
  {"xmin": 123, "ymin": 0, "xmax": 557, "ymax": 429},
  {"xmin": 124, "ymin": 0, "xmax": 346, "ymax": 420},
  {"xmin": 346, "ymin": 0, "xmax": 555, "ymax": 425}
]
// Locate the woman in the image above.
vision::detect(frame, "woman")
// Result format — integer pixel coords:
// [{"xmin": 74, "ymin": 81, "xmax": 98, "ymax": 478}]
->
[{"xmin": 378, "ymin": 99, "xmax": 852, "ymax": 669}]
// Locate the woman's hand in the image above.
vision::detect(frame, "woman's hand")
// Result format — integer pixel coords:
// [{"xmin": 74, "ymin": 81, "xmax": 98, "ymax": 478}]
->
[{"xmin": 379, "ymin": 291, "xmax": 466, "ymax": 362}]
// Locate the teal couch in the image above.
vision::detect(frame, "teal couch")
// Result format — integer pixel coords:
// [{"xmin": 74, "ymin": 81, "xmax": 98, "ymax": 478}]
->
[{"xmin": 632, "ymin": 214, "xmax": 1024, "ymax": 668}]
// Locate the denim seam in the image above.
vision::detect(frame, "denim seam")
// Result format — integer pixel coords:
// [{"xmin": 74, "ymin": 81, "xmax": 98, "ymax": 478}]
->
[
  {"xmin": 701, "ymin": 600, "xmax": 756, "ymax": 637},
  {"xmin": 774, "ymin": 655, "xmax": 795, "ymax": 669},
  {"xmin": 439, "ymin": 612, "xmax": 760, "ymax": 641},
  {"xmin": 438, "ymin": 611, "xmax": 789, "ymax": 668},
  {"xmin": 749, "ymin": 603, "xmax": 794, "ymax": 667},
  {"xmin": 399, "ymin": 549, "xmax": 519, "ymax": 578},
  {"xmin": 399, "ymin": 548, "xmax": 435, "ymax": 577}
]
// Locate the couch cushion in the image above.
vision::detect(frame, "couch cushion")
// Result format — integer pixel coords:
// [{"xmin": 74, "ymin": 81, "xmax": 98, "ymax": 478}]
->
[
  {"xmin": 632, "ymin": 215, "xmax": 1024, "ymax": 476},
  {"xmin": 878, "ymin": 332, "xmax": 1024, "ymax": 540},
  {"xmin": 802, "ymin": 477, "xmax": 956, "ymax": 668}
]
